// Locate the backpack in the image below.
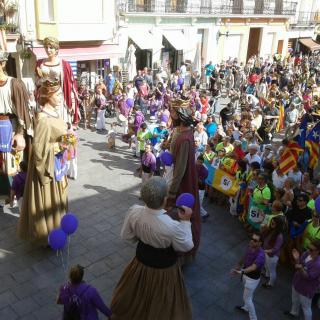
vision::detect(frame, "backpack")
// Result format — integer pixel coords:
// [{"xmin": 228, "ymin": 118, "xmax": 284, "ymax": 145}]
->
[{"xmin": 63, "ymin": 285, "xmax": 90, "ymax": 320}]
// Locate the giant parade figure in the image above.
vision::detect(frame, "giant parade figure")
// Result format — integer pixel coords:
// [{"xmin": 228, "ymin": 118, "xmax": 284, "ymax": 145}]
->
[
  {"xmin": 18, "ymin": 80, "xmax": 69, "ymax": 245},
  {"xmin": 18, "ymin": 36, "xmax": 76, "ymax": 245},
  {"xmin": 35, "ymin": 36, "xmax": 79, "ymax": 126},
  {"xmin": 0, "ymin": 51, "xmax": 33, "ymax": 208}
]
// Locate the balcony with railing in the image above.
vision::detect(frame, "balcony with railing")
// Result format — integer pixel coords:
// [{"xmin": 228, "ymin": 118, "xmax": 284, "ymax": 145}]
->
[
  {"xmin": 0, "ymin": 1, "xmax": 19, "ymax": 34},
  {"xmin": 118, "ymin": 0, "xmax": 298, "ymax": 16},
  {"xmin": 292, "ymin": 11, "xmax": 320, "ymax": 26}
]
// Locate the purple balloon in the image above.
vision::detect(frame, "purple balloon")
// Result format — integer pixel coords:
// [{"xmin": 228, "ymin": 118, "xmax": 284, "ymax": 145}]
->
[
  {"xmin": 160, "ymin": 152, "xmax": 173, "ymax": 166},
  {"xmin": 48, "ymin": 228, "xmax": 67, "ymax": 250},
  {"xmin": 315, "ymin": 196, "xmax": 320, "ymax": 214},
  {"xmin": 176, "ymin": 193, "xmax": 195, "ymax": 208},
  {"xmin": 126, "ymin": 98, "xmax": 134, "ymax": 108},
  {"xmin": 177, "ymin": 78, "xmax": 184, "ymax": 86},
  {"xmin": 61, "ymin": 213, "xmax": 78, "ymax": 235}
]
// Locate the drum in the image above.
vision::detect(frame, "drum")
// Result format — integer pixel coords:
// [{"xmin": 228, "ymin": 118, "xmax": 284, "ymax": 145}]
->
[{"xmin": 117, "ymin": 114, "xmax": 127, "ymax": 125}]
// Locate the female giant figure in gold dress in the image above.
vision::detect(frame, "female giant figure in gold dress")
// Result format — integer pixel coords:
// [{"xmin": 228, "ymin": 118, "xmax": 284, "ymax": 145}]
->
[
  {"xmin": 18, "ymin": 83, "xmax": 68, "ymax": 244},
  {"xmin": 36, "ymin": 37, "xmax": 79, "ymax": 125}
]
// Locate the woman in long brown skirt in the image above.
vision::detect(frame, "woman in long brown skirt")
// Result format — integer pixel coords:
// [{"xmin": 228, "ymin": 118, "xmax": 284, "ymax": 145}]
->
[{"xmin": 111, "ymin": 177, "xmax": 193, "ymax": 320}]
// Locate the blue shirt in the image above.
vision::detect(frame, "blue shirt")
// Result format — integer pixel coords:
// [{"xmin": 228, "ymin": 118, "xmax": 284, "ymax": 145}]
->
[
  {"xmin": 205, "ymin": 64, "xmax": 214, "ymax": 76},
  {"xmin": 151, "ymin": 127, "xmax": 168, "ymax": 145},
  {"xmin": 205, "ymin": 122, "xmax": 217, "ymax": 138},
  {"xmin": 106, "ymin": 76, "xmax": 115, "ymax": 94}
]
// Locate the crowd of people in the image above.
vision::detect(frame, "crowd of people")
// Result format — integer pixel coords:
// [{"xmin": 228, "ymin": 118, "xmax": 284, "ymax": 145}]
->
[
  {"xmin": 71, "ymin": 52, "xmax": 320, "ymax": 320},
  {"xmin": 3, "ymin": 46, "xmax": 320, "ymax": 319}
]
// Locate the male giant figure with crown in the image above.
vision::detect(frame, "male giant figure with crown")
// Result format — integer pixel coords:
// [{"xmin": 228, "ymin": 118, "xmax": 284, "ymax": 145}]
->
[{"xmin": 0, "ymin": 51, "xmax": 33, "ymax": 208}]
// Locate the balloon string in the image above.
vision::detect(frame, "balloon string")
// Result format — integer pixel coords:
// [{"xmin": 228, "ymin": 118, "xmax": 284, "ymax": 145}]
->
[
  {"xmin": 60, "ymin": 250, "xmax": 67, "ymax": 278},
  {"xmin": 66, "ymin": 236, "xmax": 71, "ymax": 274}
]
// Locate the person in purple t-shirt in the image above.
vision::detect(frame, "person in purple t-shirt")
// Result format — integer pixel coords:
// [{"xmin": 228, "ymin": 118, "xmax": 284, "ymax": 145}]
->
[
  {"xmin": 141, "ymin": 144, "xmax": 156, "ymax": 186},
  {"xmin": 57, "ymin": 265, "xmax": 112, "ymax": 320},
  {"xmin": 262, "ymin": 215, "xmax": 285, "ymax": 288},
  {"xmin": 10, "ymin": 161, "xmax": 27, "ymax": 212},
  {"xmin": 284, "ymin": 240, "xmax": 320, "ymax": 320},
  {"xmin": 231, "ymin": 231, "xmax": 265, "ymax": 320}
]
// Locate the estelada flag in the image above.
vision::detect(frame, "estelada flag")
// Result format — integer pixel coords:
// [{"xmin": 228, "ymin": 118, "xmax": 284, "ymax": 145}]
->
[
  {"xmin": 306, "ymin": 122, "xmax": 320, "ymax": 169},
  {"xmin": 279, "ymin": 148, "xmax": 298, "ymax": 174},
  {"xmin": 212, "ymin": 168, "xmax": 239, "ymax": 197},
  {"xmin": 276, "ymin": 103, "xmax": 285, "ymax": 132}
]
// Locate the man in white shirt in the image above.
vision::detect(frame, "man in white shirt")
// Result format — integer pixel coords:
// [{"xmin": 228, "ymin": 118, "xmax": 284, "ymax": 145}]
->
[
  {"xmin": 288, "ymin": 166, "xmax": 302, "ymax": 188},
  {"xmin": 285, "ymin": 103, "xmax": 299, "ymax": 127},
  {"xmin": 272, "ymin": 168, "xmax": 288, "ymax": 189},
  {"xmin": 244, "ymin": 144, "xmax": 261, "ymax": 165},
  {"xmin": 180, "ymin": 63, "xmax": 187, "ymax": 80},
  {"xmin": 194, "ymin": 122, "xmax": 208, "ymax": 147}
]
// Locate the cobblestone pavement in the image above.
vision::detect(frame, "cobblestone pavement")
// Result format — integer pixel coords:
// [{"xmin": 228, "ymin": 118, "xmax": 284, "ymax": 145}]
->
[{"xmin": 0, "ymin": 122, "xmax": 319, "ymax": 320}]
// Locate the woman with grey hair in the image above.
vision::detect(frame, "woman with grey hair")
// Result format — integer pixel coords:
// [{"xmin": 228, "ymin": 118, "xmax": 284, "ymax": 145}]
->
[{"xmin": 110, "ymin": 176, "xmax": 193, "ymax": 320}]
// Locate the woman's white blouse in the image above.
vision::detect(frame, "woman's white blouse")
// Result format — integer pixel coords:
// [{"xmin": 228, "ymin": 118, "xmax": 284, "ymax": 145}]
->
[{"xmin": 121, "ymin": 205, "xmax": 194, "ymax": 252}]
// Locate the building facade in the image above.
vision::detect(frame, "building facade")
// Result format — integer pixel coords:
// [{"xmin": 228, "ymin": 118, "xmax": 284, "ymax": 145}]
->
[
  {"xmin": 117, "ymin": 0, "xmax": 219, "ymax": 77},
  {"xmin": 286, "ymin": 0, "xmax": 320, "ymax": 53},
  {"xmin": 117, "ymin": 0, "xmax": 303, "ymax": 73},
  {"xmin": 214, "ymin": 0, "xmax": 298, "ymax": 64},
  {"xmin": 3, "ymin": 0, "xmax": 320, "ymax": 86},
  {"xmin": 13, "ymin": 0, "xmax": 122, "ymax": 89}
]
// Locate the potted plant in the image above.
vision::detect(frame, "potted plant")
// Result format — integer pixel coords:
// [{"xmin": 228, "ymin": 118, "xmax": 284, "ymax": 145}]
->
[
  {"xmin": 20, "ymin": 48, "xmax": 32, "ymax": 59},
  {"xmin": 5, "ymin": 22, "xmax": 17, "ymax": 33},
  {"xmin": 5, "ymin": 2, "xmax": 17, "ymax": 18}
]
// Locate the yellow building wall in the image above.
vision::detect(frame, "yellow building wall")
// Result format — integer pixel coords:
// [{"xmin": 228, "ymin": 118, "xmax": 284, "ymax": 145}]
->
[
  {"xmin": 217, "ymin": 25, "xmax": 250, "ymax": 64},
  {"xmin": 217, "ymin": 21, "xmax": 288, "ymax": 64},
  {"xmin": 34, "ymin": 0, "xmax": 59, "ymax": 40}
]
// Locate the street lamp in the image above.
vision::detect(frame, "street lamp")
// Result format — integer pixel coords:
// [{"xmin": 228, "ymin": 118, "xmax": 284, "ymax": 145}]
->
[{"xmin": 217, "ymin": 31, "xmax": 229, "ymax": 38}]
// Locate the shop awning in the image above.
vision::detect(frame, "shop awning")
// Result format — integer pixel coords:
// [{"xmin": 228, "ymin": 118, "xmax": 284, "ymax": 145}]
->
[
  {"xmin": 162, "ymin": 30, "xmax": 186, "ymax": 51},
  {"xmin": 299, "ymin": 38, "xmax": 320, "ymax": 51},
  {"xmin": 32, "ymin": 44, "xmax": 121, "ymax": 61},
  {"xmin": 128, "ymin": 31, "xmax": 154, "ymax": 50}
]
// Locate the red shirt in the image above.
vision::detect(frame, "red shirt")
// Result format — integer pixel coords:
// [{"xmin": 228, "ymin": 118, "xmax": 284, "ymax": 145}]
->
[{"xmin": 249, "ymin": 73, "xmax": 258, "ymax": 84}]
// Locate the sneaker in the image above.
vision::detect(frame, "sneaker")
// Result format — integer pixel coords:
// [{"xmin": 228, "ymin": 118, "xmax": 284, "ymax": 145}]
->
[
  {"xmin": 283, "ymin": 311, "xmax": 298, "ymax": 318},
  {"xmin": 201, "ymin": 214, "xmax": 210, "ymax": 222},
  {"xmin": 235, "ymin": 306, "xmax": 248, "ymax": 313}
]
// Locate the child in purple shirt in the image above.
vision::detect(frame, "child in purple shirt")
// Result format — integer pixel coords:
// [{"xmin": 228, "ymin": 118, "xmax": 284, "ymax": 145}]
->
[
  {"xmin": 57, "ymin": 265, "xmax": 111, "ymax": 320},
  {"xmin": 10, "ymin": 161, "xmax": 27, "ymax": 211}
]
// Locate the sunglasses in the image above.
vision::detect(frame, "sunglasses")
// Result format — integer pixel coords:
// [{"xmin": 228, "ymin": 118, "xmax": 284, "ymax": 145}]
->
[{"xmin": 297, "ymin": 199, "xmax": 305, "ymax": 202}]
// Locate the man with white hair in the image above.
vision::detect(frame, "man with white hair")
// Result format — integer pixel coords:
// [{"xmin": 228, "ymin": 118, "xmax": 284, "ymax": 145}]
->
[
  {"xmin": 194, "ymin": 122, "xmax": 208, "ymax": 147},
  {"xmin": 245, "ymin": 144, "xmax": 261, "ymax": 165}
]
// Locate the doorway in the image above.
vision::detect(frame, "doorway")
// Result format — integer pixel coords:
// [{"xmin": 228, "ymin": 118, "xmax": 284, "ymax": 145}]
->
[
  {"xmin": 162, "ymin": 36, "xmax": 183, "ymax": 73},
  {"xmin": 277, "ymin": 40, "xmax": 284, "ymax": 54},
  {"xmin": 246, "ymin": 28, "xmax": 262, "ymax": 62},
  {"xmin": 6, "ymin": 54, "xmax": 17, "ymax": 78},
  {"xmin": 135, "ymin": 49, "xmax": 152, "ymax": 70}
]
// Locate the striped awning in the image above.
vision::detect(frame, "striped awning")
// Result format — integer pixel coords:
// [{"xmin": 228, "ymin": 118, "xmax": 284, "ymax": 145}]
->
[
  {"xmin": 299, "ymin": 38, "xmax": 320, "ymax": 51},
  {"xmin": 32, "ymin": 44, "xmax": 121, "ymax": 61}
]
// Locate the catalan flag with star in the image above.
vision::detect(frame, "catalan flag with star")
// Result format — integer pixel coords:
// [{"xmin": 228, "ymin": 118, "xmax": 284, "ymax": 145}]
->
[
  {"xmin": 279, "ymin": 119, "xmax": 305, "ymax": 174},
  {"xmin": 276, "ymin": 102, "xmax": 285, "ymax": 132},
  {"xmin": 306, "ymin": 122, "xmax": 320, "ymax": 169}
]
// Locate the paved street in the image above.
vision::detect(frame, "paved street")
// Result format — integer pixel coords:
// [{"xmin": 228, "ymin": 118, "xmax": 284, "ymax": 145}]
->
[{"xmin": 0, "ymin": 121, "xmax": 319, "ymax": 320}]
